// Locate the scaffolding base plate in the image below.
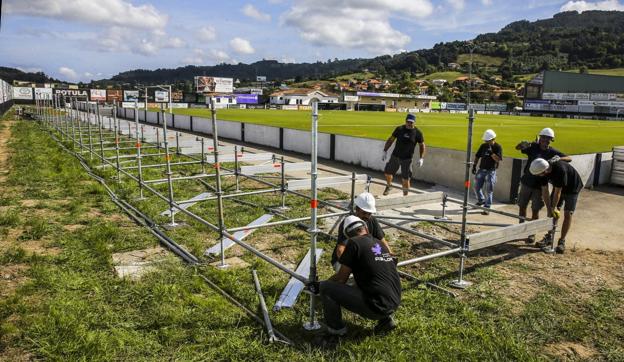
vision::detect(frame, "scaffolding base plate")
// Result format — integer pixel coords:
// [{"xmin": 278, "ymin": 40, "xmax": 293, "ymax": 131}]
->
[
  {"xmin": 303, "ymin": 321, "xmax": 321, "ymax": 331},
  {"xmin": 449, "ymin": 279, "xmax": 473, "ymax": 289}
]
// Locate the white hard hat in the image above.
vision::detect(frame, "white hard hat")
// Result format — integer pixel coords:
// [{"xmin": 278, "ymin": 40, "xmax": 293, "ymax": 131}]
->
[
  {"xmin": 529, "ymin": 158, "xmax": 550, "ymax": 175},
  {"xmin": 343, "ymin": 215, "xmax": 366, "ymax": 235},
  {"xmin": 354, "ymin": 192, "xmax": 376, "ymax": 213},
  {"xmin": 482, "ymin": 129, "xmax": 496, "ymax": 141},
  {"xmin": 539, "ymin": 127, "xmax": 555, "ymax": 139}
]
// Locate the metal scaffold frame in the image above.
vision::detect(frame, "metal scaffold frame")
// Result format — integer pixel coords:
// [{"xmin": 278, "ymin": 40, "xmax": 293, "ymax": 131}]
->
[{"xmin": 31, "ymin": 93, "xmax": 557, "ymax": 334}]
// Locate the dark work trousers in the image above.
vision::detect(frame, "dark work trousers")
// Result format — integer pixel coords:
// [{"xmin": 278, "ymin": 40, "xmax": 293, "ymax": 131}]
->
[{"xmin": 320, "ymin": 280, "xmax": 388, "ymax": 335}]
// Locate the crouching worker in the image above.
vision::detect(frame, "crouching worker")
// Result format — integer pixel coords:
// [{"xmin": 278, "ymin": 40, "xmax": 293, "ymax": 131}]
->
[
  {"xmin": 310, "ymin": 216, "xmax": 401, "ymax": 344},
  {"xmin": 332, "ymin": 192, "xmax": 391, "ymax": 272}
]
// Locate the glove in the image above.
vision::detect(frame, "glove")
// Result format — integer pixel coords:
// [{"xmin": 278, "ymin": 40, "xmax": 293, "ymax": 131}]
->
[
  {"xmin": 392, "ymin": 256, "xmax": 398, "ymax": 266},
  {"xmin": 548, "ymin": 155, "xmax": 561, "ymax": 164},
  {"xmin": 417, "ymin": 158, "xmax": 424, "ymax": 167},
  {"xmin": 382, "ymin": 151, "xmax": 388, "ymax": 162},
  {"xmin": 552, "ymin": 209, "xmax": 561, "ymax": 219},
  {"xmin": 518, "ymin": 141, "xmax": 531, "ymax": 150},
  {"xmin": 472, "ymin": 165, "xmax": 477, "ymax": 175},
  {"xmin": 306, "ymin": 281, "xmax": 320, "ymax": 295}
]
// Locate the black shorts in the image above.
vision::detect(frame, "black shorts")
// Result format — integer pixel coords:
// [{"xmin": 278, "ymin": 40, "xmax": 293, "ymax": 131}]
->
[
  {"xmin": 556, "ymin": 192, "xmax": 579, "ymax": 214},
  {"xmin": 517, "ymin": 184, "xmax": 544, "ymax": 212},
  {"xmin": 384, "ymin": 155, "xmax": 412, "ymax": 180}
]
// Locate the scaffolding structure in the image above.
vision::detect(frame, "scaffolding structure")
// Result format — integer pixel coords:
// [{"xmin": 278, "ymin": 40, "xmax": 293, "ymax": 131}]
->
[{"xmin": 31, "ymin": 94, "xmax": 557, "ymax": 336}]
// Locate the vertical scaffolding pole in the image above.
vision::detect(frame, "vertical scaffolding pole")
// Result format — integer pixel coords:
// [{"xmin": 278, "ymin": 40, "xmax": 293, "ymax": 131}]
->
[
  {"xmin": 450, "ymin": 108, "xmax": 475, "ymax": 289},
  {"xmin": 210, "ymin": 98, "xmax": 228, "ymax": 268},
  {"xmin": 162, "ymin": 104, "xmax": 178, "ymax": 228},
  {"xmin": 234, "ymin": 145, "xmax": 240, "ymax": 192},
  {"xmin": 113, "ymin": 101, "xmax": 121, "ymax": 182},
  {"xmin": 134, "ymin": 100, "xmax": 146, "ymax": 200},
  {"xmin": 76, "ymin": 98, "xmax": 85, "ymax": 154},
  {"xmin": 96, "ymin": 102, "xmax": 105, "ymax": 165},
  {"xmin": 87, "ymin": 102, "xmax": 94, "ymax": 160},
  {"xmin": 304, "ymin": 101, "xmax": 321, "ymax": 331}
]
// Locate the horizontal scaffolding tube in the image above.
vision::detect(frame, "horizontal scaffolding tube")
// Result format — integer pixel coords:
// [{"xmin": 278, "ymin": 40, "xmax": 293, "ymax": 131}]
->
[
  {"xmin": 397, "ymin": 247, "xmax": 462, "ymax": 267},
  {"xmin": 375, "ymin": 215, "xmax": 511, "ymax": 227},
  {"xmin": 227, "ymin": 211, "xmax": 349, "ymax": 233}
]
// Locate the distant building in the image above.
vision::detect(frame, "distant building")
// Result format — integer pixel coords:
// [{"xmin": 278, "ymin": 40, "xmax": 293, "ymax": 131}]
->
[
  {"xmin": 523, "ymin": 71, "xmax": 624, "ymax": 116},
  {"xmin": 430, "ymin": 79, "xmax": 448, "ymax": 87},
  {"xmin": 269, "ymin": 89, "xmax": 339, "ymax": 106},
  {"xmin": 353, "ymin": 91, "xmax": 437, "ymax": 112}
]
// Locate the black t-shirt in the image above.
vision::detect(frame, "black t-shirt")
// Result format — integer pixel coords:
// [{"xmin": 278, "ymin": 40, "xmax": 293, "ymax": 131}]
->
[
  {"xmin": 391, "ymin": 125, "xmax": 424, "ymax": 160},
  {"xmin": 539, "ymin": 161, "xmax": 583, "ymax": 194},
  {"xmin": 520, "ymin": 143, "xmax": 566, "ymax": 188},
  {"xmin": 338, "ymin": 234, "xmax": 401, "ymax": 314},
  {"xmin": 475, "ymin": 142, "xmax": 503, "ymax": 170},
  {"xmin": 332, "ymin": 216, "xmax": 385, "ymax": 265}
]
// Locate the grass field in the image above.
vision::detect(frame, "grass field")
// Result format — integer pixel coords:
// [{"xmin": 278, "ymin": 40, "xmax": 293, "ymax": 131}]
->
[
  {"xmin": 423, "ymin": 71, "xmax": 465, "ymax": 82},
  {"xmin": 2, "ymin": 110, "xmax": 623, "ymax": 360},
  {"xmin": 171, "ymin": 109, "xmax": 624, "ymax": 157},
  {"xmin": 457, "ymin": 54, "xmax": 504, "ymax": 66}
]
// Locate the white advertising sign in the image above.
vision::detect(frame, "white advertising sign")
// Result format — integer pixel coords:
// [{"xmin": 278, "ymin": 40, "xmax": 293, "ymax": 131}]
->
[
  {"xmin": 344, "ymin": 95, "xmax": 359, "ymax": 102},
  {"xmin": 122, "ymin": 102, "xmax": 145, "ymax": 109},
  {"xmin": 170, "ymin": 103, "xmax": 188, "ymax": 109},
  {"xmin": 35, "ymin": 88, "xmax": 53, "ymax": 100},
  {"xmin": 123, "ymin": 90, "xmax": 139, "ymax": 102},
  {"xmin": 90, "ymin": 89, "xmax": 106, "ymax": 101},
  {"xmin": 256, "ymin": 76, "xmax": 267, "ymax": 82},
  {"xmin": 195, "ymin": 76, "xmax": 234, "ymax": 93},
  {"xmin": 155, "ymin": 90, "xmax": 169, "ymax": 103},
  {"xmin": 13, "ymin": 87, "xmax": 33, "ymax": 100}
]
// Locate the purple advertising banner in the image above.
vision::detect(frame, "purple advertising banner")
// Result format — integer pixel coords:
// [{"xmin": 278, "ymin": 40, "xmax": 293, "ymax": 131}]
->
[{"xmin": 235, "ymin": 94, "xmax": 258, "ymax": 104}]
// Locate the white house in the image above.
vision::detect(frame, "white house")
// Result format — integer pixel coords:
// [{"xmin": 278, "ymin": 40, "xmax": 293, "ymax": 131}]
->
[{"xmin": 270, "ymin": 89, "xmax": 339, "ymax": 105}]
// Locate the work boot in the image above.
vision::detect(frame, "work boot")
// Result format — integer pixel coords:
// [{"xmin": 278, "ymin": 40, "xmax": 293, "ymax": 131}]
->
[
  {"xmin": 403, "ymin": 188, "xmax": 409, "ymax": 196},
  {"xmin": 481, "ymin": 207, "xmax": 490, "ymax": 215},
  {"xmin": 555, "ymin": 239, "xmax": 566, "ymax": 254},
  {"xmin": 525, "ymin": 235, "xmax": 535, "ymax": 245},
  {"xmin": 535, "ymin": 233, "xmax": 553, "ymax": 248},
  {"xmin": 476, "ymin": 200, "xmax": 485, "ymax": 206},
  {"xmin": 374, "ymin": 315, "xmax": 397, "ymax": 335},
  {"xmin": 383, "ymin": 186, "xmax": 391, "ymax": 196}
]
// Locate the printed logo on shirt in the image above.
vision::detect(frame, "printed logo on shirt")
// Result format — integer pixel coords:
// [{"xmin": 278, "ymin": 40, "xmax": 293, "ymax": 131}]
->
[{"xmin": 371, "ymin": 243, "xmax": 382, "ymax": 256}]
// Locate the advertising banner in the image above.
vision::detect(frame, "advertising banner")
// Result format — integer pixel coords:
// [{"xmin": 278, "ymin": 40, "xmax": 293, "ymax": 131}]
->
[
  {"xmin": 155, "ymin": 90, "xmax": 169, "ymax": 103},
  {"xmin": 172, "ymin": 91, "xmax": 183, "ymax": 102},
  {"xmin": 53, "ymin": 88, "xmax": 89, "ymax": 98},
  {"xmin": 122, "ymin": 101, "xmax": 144, "ymax": 109},
  {"xmin": 90, "ymin": 89, "xmax": 106, "ymax": 101},
  {"xmin": 250, "ymin": 88, "xmax": 263, "ymax": 95},
  {"xmin": 446, "ymin": 103, "xmax": 466, "ymax": 111},
  {"xmin": 13, "ymin": 87, "xmax": 33, "ymax": 100},
  {"xmin": 256, "ymin": 76, "xmax": 267, "ymax": 82},
  {"xmin": 123, "ymin": 90, "xmax": 139, "ymax": 102},
  {"xmin": 170, "ymin": 103, "xmax": 189, "ymax": 109},
  {"xmin": 35, "ymin": 88, "xmax": 53, "ymax": 100},
  {"xmin": 195, "ymin": 76, "xmax": 234, "ymax": 93},
  {"xmin": 344, "ymin": 95, "xmax": 359, "ymax": 102},
  {"xmin": 234, "ymin": 94, "xmax": 258, "ymax": 104},
  {"xmin": 107, "ymin": 90, "xmax": 123, "ymax": 103},
  {"xmin": 430, "ymin": 101, "xmax": 441, "ymax": 110}
]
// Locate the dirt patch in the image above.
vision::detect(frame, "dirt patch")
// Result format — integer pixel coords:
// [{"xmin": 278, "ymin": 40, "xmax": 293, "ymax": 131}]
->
[
  {"xmin": 0, "ymin": 120, "xmax": 14, "ymax": 183},
  {"xmin": 230, "ymin": 230, "xmax": 309, "ymax": 270},
  {"xmin": 0, "ymin": 264, "xmax": 30, "ymax": 297},
  {"xmin": 544, "ymin": 341, "xmax": 598, "ymax": 360},
  {"xmin": 19, "ymin": 239, "xmax": 62, "ymax": 257},
  {"xmin": 0, "ymin": 347, "xmax": 34, "ymax": 362},
  {"xmin": 112, "ymin": 246, "xmax": 170, "ymax": 280},
  {"xmin": 63, "ymin": 224, "xmax": 85, "ymax": 232},
  {"xmin": 19, "ymin": 200, "xmax": 39, "ymax": 208},
  {"xmin": 210, "ymin": 256, "xmax": 250, "ymax": 269}
]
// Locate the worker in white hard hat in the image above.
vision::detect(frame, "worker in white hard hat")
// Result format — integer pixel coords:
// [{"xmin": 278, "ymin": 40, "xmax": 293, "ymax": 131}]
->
[
  {"xmin": 472, "ymin": 129, "xmax": 502, "ymax": 215},
  {"xmin": 529, "ymin": 158, "xmax": 583, "ymax": 254},
  {"xmin": 515, "ymin": 128, "xmax": 571, "ymax": 245},
  {"xmin": 382, "ymin": 113, "xmax": 426, "ymax": 196},
  {"xmin": 331, "ymin": 192, "xmax": 391, "ymax": 272},
  {"xmin": 309, "ymin": 215, "xmax": 401, "ymax": 345}
]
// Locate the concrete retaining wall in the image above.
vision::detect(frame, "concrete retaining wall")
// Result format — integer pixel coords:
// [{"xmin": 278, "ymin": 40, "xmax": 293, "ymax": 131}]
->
[
  {"xmin": 216, "ymin": 120, "xmax": 242, "ymax": 140},
  {"xmin": 245, "ymin": 123, "xmax": 280, "ymax": 147},
  {"xmin": 193, "ymin": 117, "xmax": 212, "ymax": 134},
  {"xmin": 174, "ymin": 114, "xmax": 191, "ymax": 130},
  {"xmin": 146, "ymin": 111, "xmax": 157, "ymax": 124},
  {"xmin": 282, "ymin": 128, "xmax": 331, "ymax": 159},
  {"xmin": 334, "ymin": 134, "xmax": 387, "ymax": 172}
]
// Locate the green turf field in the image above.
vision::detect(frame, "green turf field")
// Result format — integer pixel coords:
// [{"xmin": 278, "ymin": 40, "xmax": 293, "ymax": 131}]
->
[{"xmin": 170, "ymin": 109, "xmax": 624, "ymax": 157}]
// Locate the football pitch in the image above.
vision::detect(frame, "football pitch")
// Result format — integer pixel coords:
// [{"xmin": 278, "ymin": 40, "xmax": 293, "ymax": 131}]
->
[{"xmin": 171, "ymin": 108, "xmax": 624, "ymax": 157}]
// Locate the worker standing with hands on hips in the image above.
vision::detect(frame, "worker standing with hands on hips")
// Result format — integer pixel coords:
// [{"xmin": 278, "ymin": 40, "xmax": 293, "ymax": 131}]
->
[
  {"xmin": 515, "ymin": 128, "xmax": 571, "ymax": 245},
  {"xmin": 382, "ymin": 113, "xmax": 426, "ymax": 196},
  {"xmin": 332, "ymin": 192, "xmax": 391, "ymax": 272},
  {"xmin": 529, "ymin": 157, "xmax": 583, "ymax": 254},
  {"xmin": 472, "ymin": 129, "xmax": 502, "ymax": 215}
]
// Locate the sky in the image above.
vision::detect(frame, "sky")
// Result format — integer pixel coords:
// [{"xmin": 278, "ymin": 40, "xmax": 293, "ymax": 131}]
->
[{"xmin": 1, "ymin": 0, "xmax": 623, "ymax": 82}]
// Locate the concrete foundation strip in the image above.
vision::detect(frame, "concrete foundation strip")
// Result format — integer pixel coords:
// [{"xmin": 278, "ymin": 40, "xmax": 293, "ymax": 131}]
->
[
  {"xmin": 212, "ymin": 152, "xmax": 274, "ymax": 163},
  {"xmin": 286, "ymin": 174, "xmax": 368, "ymax": 191},
  {"xmin": 274, "ymin": 248, "xmax": 324, "ymax": 311},
  {"xmin": 240, "ymin": 162, "xmax": 310, "ymax": 176},
  {"xmin": 375, "ymin": 191, "xmax": 445, "ymax": 210},
  {"xmin": 160, "ymin": 192, "xmax": 212, "ymax": 216},
  {"xmin": 204, "ymin": 214, "xmax": 274, "ymax": 256}
]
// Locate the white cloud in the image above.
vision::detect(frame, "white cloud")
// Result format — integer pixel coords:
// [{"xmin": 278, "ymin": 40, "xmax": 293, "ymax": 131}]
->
[
  {"xmin": 4, "ymin": 0, "xmax": 168, "ymax": 29},
  {"xmin": 59, "ymin": 66, "xmax": 78, "ymax": 81},
  {"xmin": 230, "ymin": 37, "xmax": 255, "ymax": 54},
  {"xmin": 242, "ymin": 4, "xmax": 271, "ymax": 21},
  {"xmin": 93, "ymin": 27, "xmax": 185, "ymax": 56},
  {"xmin": 181, "ymin": 48, "xmax": 232, "ymax": 65},
  {"xmin": 560, "ymin": 0, "xmax": 624, "ymax": 12},
  {"xmin": 481, "ymin": 0, "xmax": 493, "ymax": 5},
  {"xmin": 197, "ymin": 26, "xmax": 217, "ymax": 42},
  {"xmin": 447, "ymin": 0, "xmax": 465, "ymax": 10},
  {"xmin": 17, "ymin": 66, "xmax": 43, "ymax": 73},
  {"xmin": 282, "ymin": 0, "xmax": 433, "ymax": 54}
]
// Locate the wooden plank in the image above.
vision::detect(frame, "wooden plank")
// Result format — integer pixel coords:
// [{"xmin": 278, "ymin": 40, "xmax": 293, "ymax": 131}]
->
[
  {"xmin": 204, "ymin": 214, "xmax": 274, "ymax": 256},
  {"xmin": 376, "ymin": 192, "xmax": 444, "ymax": 210},
  {"xmin": 273, "ymin": 248, "xmax": 323, "ymax": 311},
  {"xmin": 468, "ymin": 218, "xmax": 553, "ymax": 251}
]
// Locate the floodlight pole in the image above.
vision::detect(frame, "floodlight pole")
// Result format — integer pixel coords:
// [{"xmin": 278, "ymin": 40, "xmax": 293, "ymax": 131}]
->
[
  {"xmin": 304, "ymin": 101, "xmax": 321, "ymax": 331},
  {"xmin": 450, "ymin": 108, "xmax": 475, "ymax": 289}
]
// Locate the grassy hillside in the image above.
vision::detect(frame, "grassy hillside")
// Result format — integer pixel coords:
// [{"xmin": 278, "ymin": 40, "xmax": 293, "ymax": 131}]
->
[
  {"xmin": 423, "ymin": 72, "xmax": 465, "ymax": 83},
  {"xmin": 171, "ymin": 109, "xmax": 624, "ymax": 157},
  {"xmin": 457, "ymin": 54, "xmax": 504, "ymax": 66}
]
